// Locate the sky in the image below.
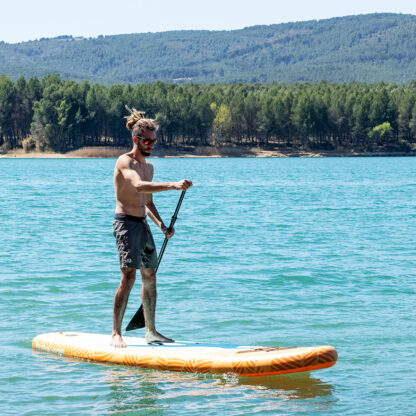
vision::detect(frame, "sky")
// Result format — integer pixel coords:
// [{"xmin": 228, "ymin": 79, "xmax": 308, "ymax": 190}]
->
[{"xmin": 1, "ymin": 0, "xmax": 416, "ymax": 44}]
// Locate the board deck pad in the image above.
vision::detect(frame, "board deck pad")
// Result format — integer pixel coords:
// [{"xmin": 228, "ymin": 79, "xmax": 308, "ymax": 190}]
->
[{"xmin": 33, "ymin": 332, "xmax": 337, "ymax": 377}]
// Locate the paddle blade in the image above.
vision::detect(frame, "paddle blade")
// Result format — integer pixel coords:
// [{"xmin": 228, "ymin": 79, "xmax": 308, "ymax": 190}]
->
[{"xmin": 126, "ymin": 304, "xmax": 145, "ymax": 331}]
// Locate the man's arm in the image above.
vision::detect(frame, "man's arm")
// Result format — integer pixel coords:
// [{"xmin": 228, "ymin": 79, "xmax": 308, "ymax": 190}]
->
[
  {"xmin": 145, "ymin": 197, "xmax": 175, "ymax": 239},
  {"xmin": 144, "ymin": 164, "xmax": 175, "ymax": 238},
  {"xmin": 117, "ymin": 156, "xmax": 192, "ymax": 193}
]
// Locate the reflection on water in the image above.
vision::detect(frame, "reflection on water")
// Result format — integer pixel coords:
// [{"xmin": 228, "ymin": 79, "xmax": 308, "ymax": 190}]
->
[
  {"xmin": 233, "ymin": 372, "xmax": 333, "ymax": 398},
  {"xmin": 101, "ymin": 365, "xmax": 335, "ymax": 414},
  {"xmin": 106, "ymin": 370, "xmax": 166, "ymax": 415}
]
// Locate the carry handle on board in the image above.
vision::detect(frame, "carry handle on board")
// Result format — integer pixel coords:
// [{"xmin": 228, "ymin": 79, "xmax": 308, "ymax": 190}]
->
[{"xmin": 126, "ymin": 190, "xmax": 187, "ymax": 331}]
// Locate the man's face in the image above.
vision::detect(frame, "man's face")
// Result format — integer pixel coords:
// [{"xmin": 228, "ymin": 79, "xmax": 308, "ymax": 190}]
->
[{"xmin": 134, "ymin": 129, "xmax": 156, "ymax": 157}]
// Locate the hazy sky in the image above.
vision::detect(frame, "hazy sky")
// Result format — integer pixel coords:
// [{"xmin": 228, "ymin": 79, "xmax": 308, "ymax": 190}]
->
[{"xmin": 1, "ymin": 0, "xmax": 416, "ymax": 43}]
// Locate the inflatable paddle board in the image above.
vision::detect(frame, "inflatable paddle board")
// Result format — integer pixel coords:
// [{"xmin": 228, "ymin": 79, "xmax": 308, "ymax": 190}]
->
[{"xmin": 32, "ymin": 332, "xmax": 337, "ymax": 377}]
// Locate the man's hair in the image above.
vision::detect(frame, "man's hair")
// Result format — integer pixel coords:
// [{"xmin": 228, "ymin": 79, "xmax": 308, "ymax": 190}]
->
[{"xmin": 125, "ymin": 105, "xmax": 158, "ymax": 137}]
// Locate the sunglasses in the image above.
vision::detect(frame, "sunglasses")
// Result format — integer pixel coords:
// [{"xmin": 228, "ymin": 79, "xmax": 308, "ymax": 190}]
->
[{"xmin": 134, "ymin": 136, "xmax": 158, "ymax": 145}]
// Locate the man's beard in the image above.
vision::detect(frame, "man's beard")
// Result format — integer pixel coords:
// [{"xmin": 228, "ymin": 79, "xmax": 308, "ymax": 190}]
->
[{"xmin": 140, "ymin": 150, "xmax": 151, "ymax": 157}]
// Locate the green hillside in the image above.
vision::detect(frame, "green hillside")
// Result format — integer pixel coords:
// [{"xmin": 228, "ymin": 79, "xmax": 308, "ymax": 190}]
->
[{"xmin": 1, "ymin": 13, "xmax": 416, "ymax": 84}]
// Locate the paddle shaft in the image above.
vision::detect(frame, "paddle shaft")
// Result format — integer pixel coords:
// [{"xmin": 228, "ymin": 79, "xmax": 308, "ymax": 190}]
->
[
  {"xmin": 126, "ymin": 190, "xmax": 186, "ymax": 331},
  {"xmin": 155, "ymin": 190, "xmax": 186, "ymax": 272}
]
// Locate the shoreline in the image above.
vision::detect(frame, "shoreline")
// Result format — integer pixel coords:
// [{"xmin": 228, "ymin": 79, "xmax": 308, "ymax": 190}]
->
[{"xmin": 1, "ymin": 146, "xmax": 415, "ymax": 158}]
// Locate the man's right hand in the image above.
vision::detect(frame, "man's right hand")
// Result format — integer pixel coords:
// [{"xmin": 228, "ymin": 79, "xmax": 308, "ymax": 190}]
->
[{"xmin": 174, "ymin": 180, "xmax": 193, "ymax": 190}]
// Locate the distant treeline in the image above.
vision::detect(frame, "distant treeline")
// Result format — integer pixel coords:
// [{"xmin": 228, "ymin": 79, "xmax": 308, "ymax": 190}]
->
[{"xmin": 1, "ymin": 74, "xmax": 416, "ymax": 153}]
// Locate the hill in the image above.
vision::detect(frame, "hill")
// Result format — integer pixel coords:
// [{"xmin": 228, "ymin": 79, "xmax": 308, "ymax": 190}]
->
[{"xmin": 1, "ymin": 13, "xmax": 416, "ymax": 84}]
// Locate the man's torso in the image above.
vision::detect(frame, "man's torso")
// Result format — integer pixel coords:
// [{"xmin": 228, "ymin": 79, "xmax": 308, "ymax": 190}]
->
[{"xmin": 114, "ymin": 154, "xmax": 153, "ymax": 217}]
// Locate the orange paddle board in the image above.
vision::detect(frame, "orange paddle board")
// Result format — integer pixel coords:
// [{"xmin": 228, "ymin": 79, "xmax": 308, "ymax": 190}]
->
[{"xmin": 33, "ymin": 332, "xmax": 337, "ymax": 377}]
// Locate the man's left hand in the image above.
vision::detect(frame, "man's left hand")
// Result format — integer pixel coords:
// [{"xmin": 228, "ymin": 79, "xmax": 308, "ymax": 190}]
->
[{"xmin": 161, "ymin": 225, "xmax": 175, "ymax": 239}]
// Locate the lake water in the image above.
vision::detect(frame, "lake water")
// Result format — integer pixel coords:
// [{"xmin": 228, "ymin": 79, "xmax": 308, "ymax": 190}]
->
[{"xmin": 0, "ymin": 157, "xmax": 415, "ymax": 415}]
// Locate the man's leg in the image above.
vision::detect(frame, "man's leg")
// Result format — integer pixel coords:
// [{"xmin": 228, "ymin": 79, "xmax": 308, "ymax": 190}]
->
[
  {"xmin": 111, "ymin": 267, "xmax": 136, "ymax": 348},
  {"xmin": 141, "ymin": 267, "xmax": 174, "ymax": 344}
]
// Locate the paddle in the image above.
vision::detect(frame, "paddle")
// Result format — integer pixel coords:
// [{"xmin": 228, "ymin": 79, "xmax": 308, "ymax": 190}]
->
[{"xmin": 125, "ymin": 190, "xmax": 187, "ymax": 331}]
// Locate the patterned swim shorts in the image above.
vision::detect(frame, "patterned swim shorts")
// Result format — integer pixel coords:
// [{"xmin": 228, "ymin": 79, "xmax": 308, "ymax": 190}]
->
[{"xmin": 113, "ymin": 214, "xmax": 158, "ymax": 269}]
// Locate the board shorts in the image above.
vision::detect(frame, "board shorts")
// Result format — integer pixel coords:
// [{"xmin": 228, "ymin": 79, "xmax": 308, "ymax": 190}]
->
[{"xmin": 113, "ymin": 214, "xmax": 158, "ymax": 269}]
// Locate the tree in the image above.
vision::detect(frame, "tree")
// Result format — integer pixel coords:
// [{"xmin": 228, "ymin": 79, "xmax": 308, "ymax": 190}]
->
[
  {"xmin": 212, "ymin": 104, "xmax": 233, "ymax": 142},
  {"xmin": 11, "ymin": 77, "xmax": 33, "ymax": 142},
  {"xmin": 368, "ymin": 122, "xmax": 394, "ymax": 148},
  {"xmin": 31, "ymin": 82, "xmax": 63, "ymax": 151},
  {"xmin": 292, "ymin": 91, "xmax": 315, "ymax": 147},
  {"xmin": 0, "ymin": 75, "xmax": 15, "ymax": 148}
]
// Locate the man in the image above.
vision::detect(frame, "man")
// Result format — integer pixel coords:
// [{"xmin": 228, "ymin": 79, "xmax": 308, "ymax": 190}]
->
[{"xmin": 111, "ymin": 109, "xmax": 192, "ymax": 348}]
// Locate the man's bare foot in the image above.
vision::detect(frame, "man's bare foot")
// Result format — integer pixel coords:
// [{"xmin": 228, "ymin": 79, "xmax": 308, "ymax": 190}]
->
[
  {"xmin": 146, "ymin": 330, "xmax": 174, "ymax": 344},
  {"xmin": 111, "ymin": 333, "xmax": 127, "ymax": 348}
]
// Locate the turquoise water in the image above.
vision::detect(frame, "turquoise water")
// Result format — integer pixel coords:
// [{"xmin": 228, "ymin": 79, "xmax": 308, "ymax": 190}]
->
[{"xmin": 0, "ymin": 157, "xmax": 415, "ymax": 415}]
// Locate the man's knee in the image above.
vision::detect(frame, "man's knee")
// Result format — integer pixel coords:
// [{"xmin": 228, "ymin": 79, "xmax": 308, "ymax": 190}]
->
[
  {"xmin": 121, "ymin": 267, "xmax": 136, "ymax": 286},
  {"xmin": 141, "ymin": 268, "xmax": 156, "ymax": 284}
]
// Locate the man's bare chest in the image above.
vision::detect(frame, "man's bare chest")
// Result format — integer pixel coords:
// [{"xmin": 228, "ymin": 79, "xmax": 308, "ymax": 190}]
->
[{"xmin": 131, "ymin": 162, "xmax": 151, "ymax": 182}]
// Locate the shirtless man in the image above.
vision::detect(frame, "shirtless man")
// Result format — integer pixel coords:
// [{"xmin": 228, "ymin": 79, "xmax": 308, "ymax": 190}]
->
[{"xmin": 111, "ymin": 108, "xmax": 192, "ymax": 348}]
